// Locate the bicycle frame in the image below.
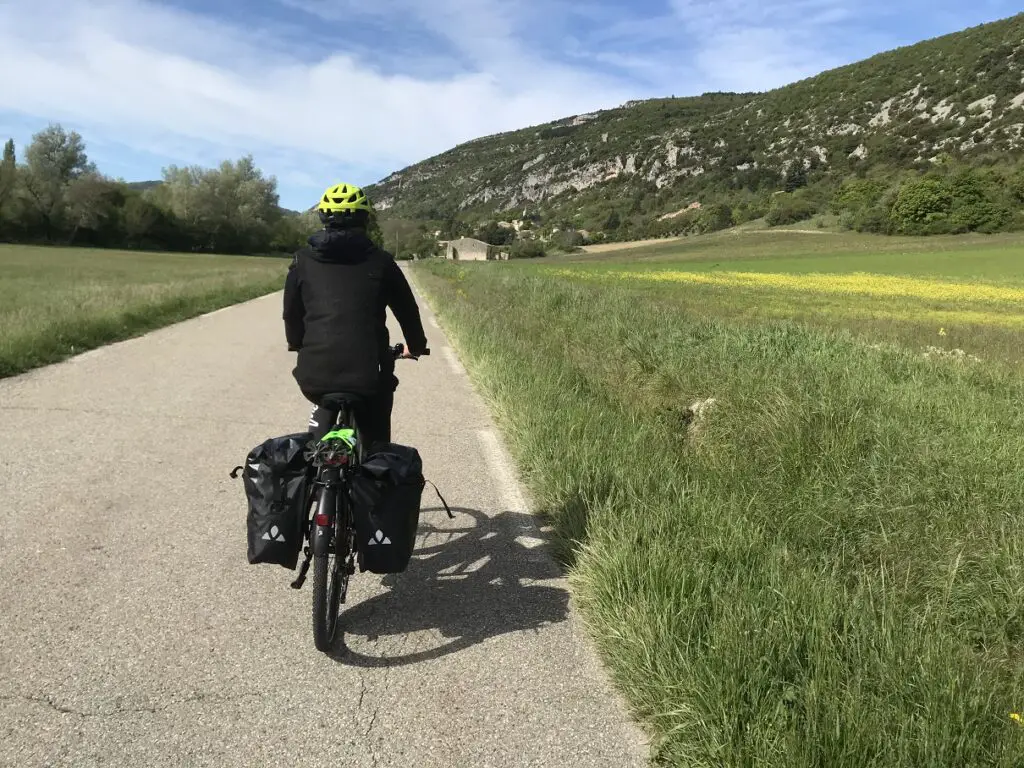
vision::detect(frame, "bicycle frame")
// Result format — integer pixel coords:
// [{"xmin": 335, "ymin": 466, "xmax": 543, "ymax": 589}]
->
[
  {"xmin": 307, "ymin": 403, "xmax": 360, "ymax": 595},
  {"xmin": 304, "ymin": 342, "xmax": 425, "ymax": 559},
  {"xmin": 295, "ymin": 343, "xmax": 428, "ymax": 649},
  {"xmin": 311, "ymin": 466, "xmax": 342, "ymax": 557}
]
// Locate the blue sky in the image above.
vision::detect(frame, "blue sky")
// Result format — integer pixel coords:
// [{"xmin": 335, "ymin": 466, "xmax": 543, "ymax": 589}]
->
[{"xmin": 0, "ymin": 0, "xmax": 1019, "ymax": 210}]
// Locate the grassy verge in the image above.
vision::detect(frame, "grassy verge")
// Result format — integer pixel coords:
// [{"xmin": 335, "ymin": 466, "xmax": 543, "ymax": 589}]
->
[
  {"xmin": 412, "ymin": 259, "xmax": 1024, "ymax": 766},
  {"xmin": 0, "ymin": 245, "xmax": 287, "ymax": 378}
]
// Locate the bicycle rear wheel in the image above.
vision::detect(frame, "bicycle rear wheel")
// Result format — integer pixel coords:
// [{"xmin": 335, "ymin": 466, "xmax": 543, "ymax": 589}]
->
[
  {"xmin": 312, "ymin": 485, "xmax": 355, "ymax": 653},
  {"xmin": 312, "ymin": 486, "xmax": 342, "ymax": 652},
  {"xmin": 312, "ymin": 553, "xmax": 341, "ymax": 652}
]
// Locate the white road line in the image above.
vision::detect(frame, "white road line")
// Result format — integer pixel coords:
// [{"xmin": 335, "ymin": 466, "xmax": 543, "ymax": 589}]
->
[
  {"xmin": 428, "ymin": 315, "xmax": 440, "ymax": 329},
  {"xmin": 477, "ymin": 429, "xmax": 528, "ymax": 515},
  {"xmin": 441, "ymin": 346, "xmax": 466, "ymax": 376}
]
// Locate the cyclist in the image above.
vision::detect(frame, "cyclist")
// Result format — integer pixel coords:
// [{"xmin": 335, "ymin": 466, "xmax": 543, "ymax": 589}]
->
[{"xmin": 283, "ymin": 182, "xmax": 428, "ymax": 448}]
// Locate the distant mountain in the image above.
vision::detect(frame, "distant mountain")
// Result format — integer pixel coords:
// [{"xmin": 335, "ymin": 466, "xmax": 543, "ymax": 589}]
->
[
  {"xmin": 366, "ymin": 12, "xmax": 1024, "ymax": 237},
  {"xmin": 125, "ymin": 180, "xmax": 162, "ymax": 192}
]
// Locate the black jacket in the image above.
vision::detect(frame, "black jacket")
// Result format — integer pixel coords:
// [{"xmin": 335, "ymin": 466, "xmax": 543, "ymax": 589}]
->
[{"xmin": 283, "ymin": 229, "xmax": 428, "ymax": 396}]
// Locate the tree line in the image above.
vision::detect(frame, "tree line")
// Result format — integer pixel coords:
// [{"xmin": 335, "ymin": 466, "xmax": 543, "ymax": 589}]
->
[
  {"xmin": 0, "ymin": 124, "xmax": 317, "ymax": 255},
  {"xmin": 568, "ymin": 159, "xmax": 1024, "ymax": 243}
]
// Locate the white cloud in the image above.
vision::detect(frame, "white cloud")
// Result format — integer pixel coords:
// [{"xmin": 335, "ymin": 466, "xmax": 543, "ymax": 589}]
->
[
  {"xmin": 0, "ymin": 0, "xmax": 635, "ymax": 207},
  {"xmin": 665, "ymin": 0, "xmax": 857, "ymax": 90},
  {"xmin": 662, "ymin": 0, "xmax": 1020, "ymax": 92},
  {"xmin": 2, "ymin": 0, "xmax": 1017, "ymax": 208}
]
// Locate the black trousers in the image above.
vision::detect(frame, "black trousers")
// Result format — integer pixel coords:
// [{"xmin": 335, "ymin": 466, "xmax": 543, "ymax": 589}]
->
[{"xmin": 302, "ymin": 376, "xmax": 396, "ymax": 451}]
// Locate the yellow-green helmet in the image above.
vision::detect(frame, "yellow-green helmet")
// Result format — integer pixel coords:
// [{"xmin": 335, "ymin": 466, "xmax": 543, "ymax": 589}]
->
[{"xmin": 317, "ymin": 182, "xmax": 372, "ymax": 215}]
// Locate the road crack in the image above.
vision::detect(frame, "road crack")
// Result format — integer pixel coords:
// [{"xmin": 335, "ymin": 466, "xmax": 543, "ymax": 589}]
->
[
  {"xmin": 358, "ymin": 632, "xmax": 410, "ymax": 768},
  {"xmin": 1, "ymin": 690, "xmax": 256, "ymax": 719},
  {"xmin": 358, "ymin": 677, "xmax": 382, "ymax": 768}
]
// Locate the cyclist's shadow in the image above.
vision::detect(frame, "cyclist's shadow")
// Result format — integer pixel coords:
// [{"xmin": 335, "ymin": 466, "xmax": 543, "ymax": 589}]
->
[{"xmin": 329, "ymin": 507, "xmax": 569, "ymax": 667}]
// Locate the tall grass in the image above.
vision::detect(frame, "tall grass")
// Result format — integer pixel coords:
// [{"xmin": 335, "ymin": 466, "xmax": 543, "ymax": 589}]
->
[
  {"xmin": 0, "ymin": 245, "xmax": 287, "ymax": 378},
  {"xmin": 413, "ymin": 260, "xmax": 1024, "ymax": 766}
]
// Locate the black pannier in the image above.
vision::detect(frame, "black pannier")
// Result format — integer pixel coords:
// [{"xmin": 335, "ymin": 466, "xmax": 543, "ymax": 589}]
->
[
  {"xmin": 350, "ymin": 442, "xmax": 426, "ymax": 574},
  {"xmin": 232, "ymin": 433, "xmax": 312, "ymax": 569}
]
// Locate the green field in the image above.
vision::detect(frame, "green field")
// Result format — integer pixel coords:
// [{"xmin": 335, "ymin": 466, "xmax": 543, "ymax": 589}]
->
[
  {"xmin": 558, "ymin": 230, "xmax": 1024, "ymax": 365},
  {"xmin": 411, "ymin": 232, "xmax": 1024, "ymax": 766},
  {"xmin": 571, "ymin": 230, "xmax": 1024, "ymax": 281},
  {"xmin": 0, "ymin": 245, "xmax": 288, "ymax": 378}
]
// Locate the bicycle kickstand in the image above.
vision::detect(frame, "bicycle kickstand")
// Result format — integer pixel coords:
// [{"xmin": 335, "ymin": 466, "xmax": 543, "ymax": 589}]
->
[{"xmin": 290, "ymin": 546, "xmax": 312, "ymax": 589}]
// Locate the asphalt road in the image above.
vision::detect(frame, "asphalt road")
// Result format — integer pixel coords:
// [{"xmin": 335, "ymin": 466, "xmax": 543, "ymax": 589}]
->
[{"xmin": 0, "ymin": 270, "xmax": 649, "ymax": 767}]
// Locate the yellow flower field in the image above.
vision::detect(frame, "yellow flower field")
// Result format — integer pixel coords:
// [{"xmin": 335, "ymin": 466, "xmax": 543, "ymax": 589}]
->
[{"xmin": 556, "ymin": 268, "xmax": 1024, "ymax": 305}]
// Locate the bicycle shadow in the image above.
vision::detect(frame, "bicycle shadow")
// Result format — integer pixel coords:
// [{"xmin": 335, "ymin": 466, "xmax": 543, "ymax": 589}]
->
[{"xmin": 329, "ymin": 506, "xmax": 569, "ymax": 667}]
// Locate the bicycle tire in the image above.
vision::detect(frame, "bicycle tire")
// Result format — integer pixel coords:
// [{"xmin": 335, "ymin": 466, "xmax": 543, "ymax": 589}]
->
[
  {"xmin": 311, "ymin": 550, "xmax": 339, "ymax": 652},
  {"xmin": 313, "ymin": 499, "xmax": 353, "ymax": 652},
  {"xmin": 311, "ymin": 486, "xmax": 343, "ymax": 653},
  {"xmin": 311, "ymin": 407, "xmax": 359, "ymax": 653}
]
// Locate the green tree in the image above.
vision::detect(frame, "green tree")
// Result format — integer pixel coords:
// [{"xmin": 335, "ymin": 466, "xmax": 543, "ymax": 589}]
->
[
  {"xmin": 510, "ymin": 239, "xmax": 546, "ymax": 258},
  {"xmin": 944, "ymin": 168, "xmax": 1011, "ymax": 233},
  {"xmin": 21, "ymin": 124, "xmax": 96, "ymax": 239},
  {"xmin": 603, "ymin": 210, "xmax": 621, "ymax": 231},
  {"xmin": 0, "ymin": 139, "xmax": 16, "ymax": 230},
  {"xmin": 949, "ymin": 200, "xmax": 1010, "ymax": 233},
  {"xmin": 25, "ymin": 125, "xmax": 93, "ymax": 182},
  {"xmin": 766, "ymin": 195, "xmax": 817, "ymax": 226},
  {"xmin": 407, "ymin": 234, "xmax": 440, "ymax": 259},
  {"xmin": 157, "ymin": 156, "xmax": 280, "ymax": 252},
  {"xmin": 889, "ymin": 177, "xmax": 953, "ymax": 234},
  {"xmin": 474, "ymin": 220, "xmax": 514, "ymax": 245},
  {"xmin": 367, "ymin": 208, "xmax": 384, "ymax": 249},
  {"xmin": 1009, "ymin": 168, "xmax": 1024, "ymax": 204},
  {"xmin": 554, "ymin": 229, "xmax": 585, "ymax": 250},
  {"xmin": 121, "ymin": 194, "xmax": 170, "ymax": 248},
  {"xmin": 696, "ymin": 203, "xmax": 734, "ymax": 233},
  {"xmin": 438, "ymin": 212, "xmax": 464, "ymax": 239},
  {"xmin": 784, "ymin": 164, "xmax": 808, "ymax": 192},
  {"xmin": 830, "ymin": 178, "xmax": 886, "ymax": 215},
  {"xmin": 66, "ymin": 174, "xmax": 124, "ymax": 244},
  {"xmin": 206, "ymin": 156, "xmax": 280, "ymax": 252}
]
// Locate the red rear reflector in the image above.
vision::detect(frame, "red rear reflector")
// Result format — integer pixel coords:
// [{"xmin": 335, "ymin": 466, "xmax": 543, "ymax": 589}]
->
[{"xmin": 315, "ymin": 514, "xmax": 330, "ymax": 526}]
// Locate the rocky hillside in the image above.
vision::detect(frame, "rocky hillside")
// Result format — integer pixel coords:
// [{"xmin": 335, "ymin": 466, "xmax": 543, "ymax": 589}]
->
[{"xmin": 368, "ymin": 12, "xmax": 1024, "ymax": 239}]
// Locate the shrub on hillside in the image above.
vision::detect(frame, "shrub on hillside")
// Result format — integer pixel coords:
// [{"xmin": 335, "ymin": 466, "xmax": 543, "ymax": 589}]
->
[
  {"xmin": 830, "ymin": 179, "xmax": 888, "ymax": 216},
  {"xmin": 696, "ymin": 203, "xmax": 734, "ymax": 233},
  {"xmin": 510, "ymin": 240, "xmax": 546, "ymax": 258},
  {"xmin": 765, "ymin": 196, "xmax": 817, "ymax": 226},
  {"xmin": 949, "ymin": 201, "xmax": 1011, "ymax": 233},
  {"xmin": 889, "ymin": 177, "xmax": 953, "ymax": 234},
  {"xmin": 1009, "ymin": 168, "xmax": 1024, "ymax": 204},
  {"xmin": 841, "ymin": 205, "xmax": 892, "ymax": 234},
  {"xmin": 603, "ymin": 210, "xmax": 622, "ymax": 231},
  {"xmin": 1005, "ymin": 209, "xmax": 1024, "ymax": 232},
  {"xmin": 643, "ymin": 209, "xmax": 701, "ymax": 238},
  {"xmin": 554, "ymin": 229, "xmax": 585, "ymax": 250},
  {"xmin": 474, "ymin": 220, "xmax": 515, "ymax": 246},
  {"xmin": 732, "ymin": 196, "xmax": 771, "ymax": 224}
]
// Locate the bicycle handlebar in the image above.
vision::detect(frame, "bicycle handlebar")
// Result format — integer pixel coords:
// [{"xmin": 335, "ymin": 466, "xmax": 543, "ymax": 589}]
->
[{"xmin": 392, "ymin": 343, "xmax": 430, "ymax": 360}]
